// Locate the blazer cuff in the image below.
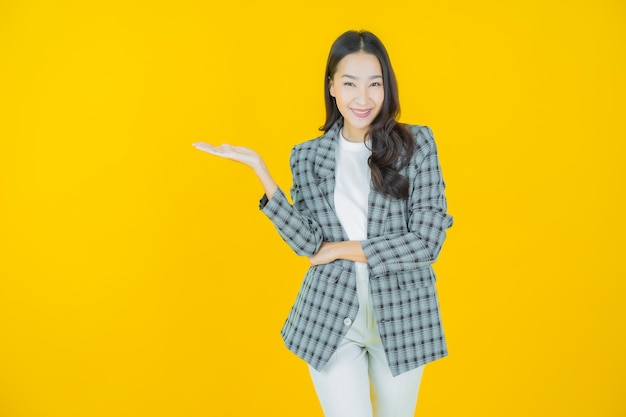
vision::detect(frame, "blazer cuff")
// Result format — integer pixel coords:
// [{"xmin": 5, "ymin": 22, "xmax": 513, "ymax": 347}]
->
[
  {"xmin": 259, "ymin": 194, "xmax": 269, "ymax": 210},
  {"xmin": 360, "ymin": 239, "xmax": 390, "ymax": 277},
  {"xmin": 259, "ymin": 187, "xmax": 288, "ymax": 219}
]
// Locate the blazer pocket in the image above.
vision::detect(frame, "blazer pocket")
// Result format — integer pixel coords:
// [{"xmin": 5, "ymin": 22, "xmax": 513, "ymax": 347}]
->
[
  {"xmin": 309, "ymin": 262, "xmax": 345, "ymax": 284},
  {"xmin": 395, "ymin": 267, "xmax": 435, "ymax": 290}
]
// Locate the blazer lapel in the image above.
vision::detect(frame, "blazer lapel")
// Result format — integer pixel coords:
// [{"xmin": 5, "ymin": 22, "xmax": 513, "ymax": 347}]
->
[
  {"xmin": 312, "ymin": 120, "xmax": 350, "ymax": 242},
  {"xmin": 313, "ymin": 127, "xmax": 337, "ymax": 203},
  {"xmin": 312, "ymin": 119, "xmax": 391, "ymax": 242},
  {"xmin": 366, "ymin": 187, "xmax": 391, "ymax": 239}
]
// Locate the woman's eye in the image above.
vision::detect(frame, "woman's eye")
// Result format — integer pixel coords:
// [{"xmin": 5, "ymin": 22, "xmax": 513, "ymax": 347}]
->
[
  {"xmin": 343, "ymin": 82, "xmax": 355, "ymax": 87},
  {"xmin": 370, "ymin": 82, "xmax": 382, "ymax": 87}
]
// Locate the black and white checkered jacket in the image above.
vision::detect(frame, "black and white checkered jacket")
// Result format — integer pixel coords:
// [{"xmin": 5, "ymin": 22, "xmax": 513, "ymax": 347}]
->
[{"xmin": 260, "ymin": 119, "xmax": 453, "ymax": 376}]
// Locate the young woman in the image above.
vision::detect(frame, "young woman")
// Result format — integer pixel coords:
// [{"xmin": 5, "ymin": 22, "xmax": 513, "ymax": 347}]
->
[{"xmin": 193, "ymin": 30, "xmax": 453, "ymax": 417}]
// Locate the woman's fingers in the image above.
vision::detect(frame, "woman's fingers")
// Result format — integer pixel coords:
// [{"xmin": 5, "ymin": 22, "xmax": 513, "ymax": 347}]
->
[
  {"xmin": 192, "ymin": 142, "xmax": 218, "ymax": 154},
  {"xmin": 193, "ymin": 142, "xmax": 236, "ymax": 157},
  {"xmin": 192, "ymin": 142, "xmax": 260, "ymax": 167}
]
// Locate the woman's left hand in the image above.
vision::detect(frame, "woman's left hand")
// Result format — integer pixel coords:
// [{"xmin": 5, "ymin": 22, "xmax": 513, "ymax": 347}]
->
[
  {"xmin": 309, "ymin": 242, "xmax": 337, "ymax": 266},
  {"xmin": 309, "ymin": 241, "xmax": 368, "ymax": 266}
]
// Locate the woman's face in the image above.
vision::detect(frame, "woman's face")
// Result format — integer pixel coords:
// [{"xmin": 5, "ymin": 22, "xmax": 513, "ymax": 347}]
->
[{"xmin": 329, "ymin": 51, "xmax": 384, "ymax": 142}]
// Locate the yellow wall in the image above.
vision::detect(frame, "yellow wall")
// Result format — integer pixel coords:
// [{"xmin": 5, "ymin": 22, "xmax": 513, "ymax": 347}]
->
[{"xmin": 1, "ymin": 1, "xmax": 624, "ymax": 416}]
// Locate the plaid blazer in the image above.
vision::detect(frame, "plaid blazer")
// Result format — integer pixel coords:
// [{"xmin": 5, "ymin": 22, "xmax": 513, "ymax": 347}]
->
[{"xmin": 260, "ymin": 119, "xmax": 453, "ymax": 376}]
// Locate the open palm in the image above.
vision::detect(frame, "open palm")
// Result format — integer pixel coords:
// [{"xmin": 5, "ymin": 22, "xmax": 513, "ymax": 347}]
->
[{"xmin": 192, "ymin": 142, "xmax": 261, "ymax": 169}]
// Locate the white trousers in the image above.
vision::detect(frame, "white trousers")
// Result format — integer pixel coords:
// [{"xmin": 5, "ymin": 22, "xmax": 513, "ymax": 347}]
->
[{"xmin": 308, "ymin": 263, "xmax": 425, "ymax": 417}]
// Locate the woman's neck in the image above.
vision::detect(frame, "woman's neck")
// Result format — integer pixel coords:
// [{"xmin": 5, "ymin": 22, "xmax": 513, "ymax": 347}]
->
[{"xmin": 341, "ymin": 126, "xmax": 368, "ymax": 143}]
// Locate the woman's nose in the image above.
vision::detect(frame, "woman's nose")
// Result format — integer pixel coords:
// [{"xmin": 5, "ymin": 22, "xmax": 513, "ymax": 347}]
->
[{"xmin": 355, "ymin": 87, "xmax": 368, "ymax": 104}]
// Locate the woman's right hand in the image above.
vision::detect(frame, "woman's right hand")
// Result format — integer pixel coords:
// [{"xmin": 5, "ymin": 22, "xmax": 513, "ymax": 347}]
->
[
  {"xmin": 192, "ymin": 142, "xmax": 279, "ymax": 199},
  {"xmin": 192, "ymin": 142, "xmax": 262, "ymax": 170}
]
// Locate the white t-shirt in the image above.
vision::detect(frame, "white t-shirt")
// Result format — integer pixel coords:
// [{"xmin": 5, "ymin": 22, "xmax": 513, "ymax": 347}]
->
[{"xmin": 334, "ymin": 131, "xmax": 371, "ymax": 241}]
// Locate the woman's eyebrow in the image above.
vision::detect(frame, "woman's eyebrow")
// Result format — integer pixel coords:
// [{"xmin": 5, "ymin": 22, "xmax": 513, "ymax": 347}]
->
[{"xmin": 341, "ymin": 74, "xmax": 383, "ymax": 79}]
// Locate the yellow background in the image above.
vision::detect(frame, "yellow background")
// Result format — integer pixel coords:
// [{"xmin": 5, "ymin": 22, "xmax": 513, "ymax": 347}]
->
[{"xmin": 1, "ymin": 0, "xmax": 624, "ymax": 416}]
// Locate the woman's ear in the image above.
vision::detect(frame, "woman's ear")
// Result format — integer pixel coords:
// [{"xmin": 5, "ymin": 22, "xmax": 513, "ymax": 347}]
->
[{"xmin": 328, "ymin": 77, "xmax": 335, "ymax": 97}]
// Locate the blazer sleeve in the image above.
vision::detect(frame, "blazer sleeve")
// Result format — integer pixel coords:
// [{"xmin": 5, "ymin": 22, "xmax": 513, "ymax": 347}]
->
[
  {"xmin": 258, "ymin": 147, "xmax": 324, "ymax": 257},
  {"xmin": 360, "ymin": 126, "xmax": 453, "ymax": 278}
]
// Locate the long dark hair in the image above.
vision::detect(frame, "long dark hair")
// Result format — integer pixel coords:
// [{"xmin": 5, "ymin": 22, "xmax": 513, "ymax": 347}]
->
[{"xmin": 321, "ymin": 30, "xmax": 415, "ymax": 200}]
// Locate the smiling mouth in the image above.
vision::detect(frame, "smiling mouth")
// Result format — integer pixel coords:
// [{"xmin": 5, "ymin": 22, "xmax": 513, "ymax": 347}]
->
[{"xmin": 351, "ymin": 108, "xmax": 372, "ymax": 118}]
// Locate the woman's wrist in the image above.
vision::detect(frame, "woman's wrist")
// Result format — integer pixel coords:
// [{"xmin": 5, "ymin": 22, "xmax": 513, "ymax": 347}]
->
[{"xmin": 252, "ymin": 159, "xmax": 278, "ymax": 199}]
